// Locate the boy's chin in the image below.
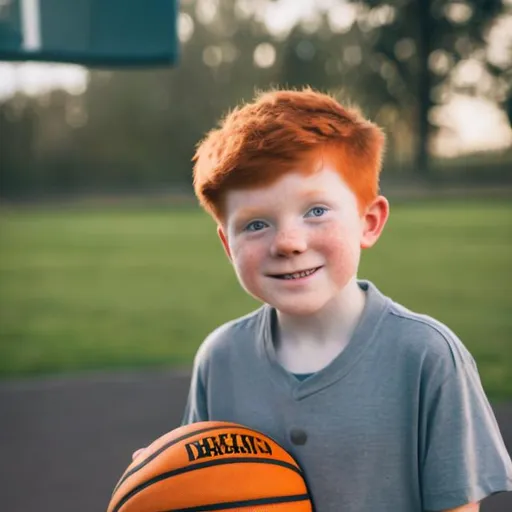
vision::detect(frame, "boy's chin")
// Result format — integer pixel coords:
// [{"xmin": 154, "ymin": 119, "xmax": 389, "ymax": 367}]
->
[{"xmin": 265, "ymin": 298, "xmax": 330, "ymax": 317}]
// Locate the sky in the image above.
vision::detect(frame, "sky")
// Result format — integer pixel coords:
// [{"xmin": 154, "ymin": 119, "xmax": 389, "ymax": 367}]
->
[{"xmin": 0, "ymin": 0, "xmax": 511, "ymax": 157}]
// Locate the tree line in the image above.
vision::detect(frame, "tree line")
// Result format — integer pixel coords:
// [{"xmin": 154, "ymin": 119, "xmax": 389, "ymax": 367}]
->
[{"xmin": 1, "ymin": 0, "xmax": 510, "ymax": 199}]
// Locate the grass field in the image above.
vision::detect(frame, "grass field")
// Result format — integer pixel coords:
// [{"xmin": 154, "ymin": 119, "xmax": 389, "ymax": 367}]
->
[{"xmin": 0, "ymin": 200, "xmax": 511, "ymax": 400}]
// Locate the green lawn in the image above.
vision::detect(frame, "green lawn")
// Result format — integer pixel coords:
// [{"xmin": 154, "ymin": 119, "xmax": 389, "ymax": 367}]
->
[{"xmin": 0, "ymin": 200, "xmax": 511, "ymax": 400}]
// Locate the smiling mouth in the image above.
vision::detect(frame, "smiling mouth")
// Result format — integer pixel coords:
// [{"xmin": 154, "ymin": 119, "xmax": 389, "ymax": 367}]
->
[{"xmin": 270, "ymin": 266, "xmax": 322, "ymax": 280}]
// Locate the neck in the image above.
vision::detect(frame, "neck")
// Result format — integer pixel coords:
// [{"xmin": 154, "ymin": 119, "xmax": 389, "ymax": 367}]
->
[{"xmin": 275, "ymin": 278, "xmax": 366, "ymax": 349}]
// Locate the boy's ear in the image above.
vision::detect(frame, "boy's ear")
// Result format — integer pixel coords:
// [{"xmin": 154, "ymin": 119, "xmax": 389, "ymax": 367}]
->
[
  {"xmin": 360, "ymin": 195, "xmax": 389, "ymax": 249},
  {"xmin": 217, "ymin": 225, "xmax": 232, "ymax": 261}
]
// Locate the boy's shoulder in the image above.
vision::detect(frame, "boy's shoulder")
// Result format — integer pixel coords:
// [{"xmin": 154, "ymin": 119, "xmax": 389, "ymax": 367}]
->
[
  {"xmin": 193, "ymin": 305, "xmax": 267, "ymax": 365},
  {"xmin": 193, "ymin": 282, "xmax": 477, "ymax": 383},
  {"xmin": 381, "ymin": 293, "xmax": 477, "ymax": 378}
]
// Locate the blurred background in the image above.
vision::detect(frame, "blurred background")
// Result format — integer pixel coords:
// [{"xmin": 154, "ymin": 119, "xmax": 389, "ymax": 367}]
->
[
  {"xmin": 0, "ymin": 0, "xmax": 511, "ymax": 396},
  {"xmin": 1, "ymin": 1, "xmax": 511, "ymax": 511}
]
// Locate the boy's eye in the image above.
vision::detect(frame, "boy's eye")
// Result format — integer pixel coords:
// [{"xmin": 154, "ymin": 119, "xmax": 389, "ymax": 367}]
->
[
  {"xmin": 306, "ymin": 206, "xmax": 328, "ymax": 218},
  {"xmin": 245, "ymin": 220, "xmax": 267, "ymax": 232}
]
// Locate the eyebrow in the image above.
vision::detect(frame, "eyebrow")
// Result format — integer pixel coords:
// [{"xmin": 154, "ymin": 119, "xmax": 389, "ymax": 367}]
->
[
  {"xmin": 228, "ymin": 208, "xmax": 265, "ymax": 231},
  {"xmin": 232, "ymin": 189, "xmax": 328, "ymax": 225},
  {"xmin": 233, "ymin": 207, "xmax": 264, "ymax": 223},
  {"xmin": 298, "ymin": 189, "xmax": 327, "ymax": 202}
]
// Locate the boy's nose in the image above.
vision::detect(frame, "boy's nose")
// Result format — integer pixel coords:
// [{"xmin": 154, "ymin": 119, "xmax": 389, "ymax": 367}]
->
[{"xmin": 270, "ymin": 228, "xmax": 308, "ymax": 257}]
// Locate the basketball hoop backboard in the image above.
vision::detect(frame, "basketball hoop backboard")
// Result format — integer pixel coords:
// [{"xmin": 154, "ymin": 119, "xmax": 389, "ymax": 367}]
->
[{"xmin": 0, "ymin": 0, "xmax": 179, "ymax": 67}]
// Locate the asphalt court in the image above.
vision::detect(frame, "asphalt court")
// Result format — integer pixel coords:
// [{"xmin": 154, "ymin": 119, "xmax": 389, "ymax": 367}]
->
[{"xmin": 1, "ymin": 369, "xmax": 511, "ymax": 511}]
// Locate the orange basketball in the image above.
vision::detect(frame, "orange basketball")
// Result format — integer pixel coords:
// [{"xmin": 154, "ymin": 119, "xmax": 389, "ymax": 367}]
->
[{"xmin": 107, "ymin": 421, "xmax": 313, "ymax": 512}]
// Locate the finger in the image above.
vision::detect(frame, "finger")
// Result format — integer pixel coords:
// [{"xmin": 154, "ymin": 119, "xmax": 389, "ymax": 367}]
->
[{"xmin": 132, "ymin": 447, "xmax": 147, "ymax": 460}]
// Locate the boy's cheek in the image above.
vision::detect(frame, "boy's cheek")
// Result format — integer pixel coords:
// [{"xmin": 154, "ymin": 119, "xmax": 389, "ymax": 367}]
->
[
  {"xmin": 314, "ymin": 225, "xmax": 359, "ymax": 256},
  {"xmin": 328, "ymin": 252, "xmax": 360, "ymax": 287},
  {"xmin": 232, "ymin": 249, "xmax": 262, "ymax": 279},
  {"xmin": 318, "ymin": 234, "xmax": 361, "ymax": 284}
]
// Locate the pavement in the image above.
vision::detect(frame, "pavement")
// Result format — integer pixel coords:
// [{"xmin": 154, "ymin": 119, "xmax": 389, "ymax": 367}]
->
[{"xmin": 1, "ymin": 368, "xmax": 511, "ymax": 512}]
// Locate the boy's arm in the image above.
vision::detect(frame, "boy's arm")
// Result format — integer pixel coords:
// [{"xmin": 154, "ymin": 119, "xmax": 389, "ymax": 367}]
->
[
  {"xmin": 181, "ymin": 355, "xmax": 209, "ymax": 424},
  {"xmin": 418, "ymin": 321, "xmax": 512, "ymax": 511}
]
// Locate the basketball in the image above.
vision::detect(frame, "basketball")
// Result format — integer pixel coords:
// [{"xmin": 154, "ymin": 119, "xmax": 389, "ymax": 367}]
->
[{"xmin": 107, "ymin": 421, "xmax": 313, "ymax": 512}]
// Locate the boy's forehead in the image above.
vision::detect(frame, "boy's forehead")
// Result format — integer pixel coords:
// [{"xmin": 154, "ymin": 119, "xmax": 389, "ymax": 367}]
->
[
  {"xmin": 227, "ymin": 187, "xmax": 324, "ymax": 213},
  {"xmin": 224, "ymin": 163, "xmax": 352, "ymax": 218}
]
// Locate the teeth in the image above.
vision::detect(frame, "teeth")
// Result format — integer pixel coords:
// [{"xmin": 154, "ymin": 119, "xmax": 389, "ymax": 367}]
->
[{"xmin": 282, "ymin": 267, "xmax": 317, "ymax": 280}]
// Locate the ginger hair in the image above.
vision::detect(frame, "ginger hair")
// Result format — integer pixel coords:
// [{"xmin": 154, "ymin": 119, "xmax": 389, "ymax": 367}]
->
[{"xmin": 192, "ymin": 88, "xmax": 385, "ymax": 223}]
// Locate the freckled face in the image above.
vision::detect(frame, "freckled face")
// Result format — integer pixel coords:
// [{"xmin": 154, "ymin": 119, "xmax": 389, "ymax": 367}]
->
[{"xmin": 220, "ymin": 165, "xmax": 365, "ymax": 316}]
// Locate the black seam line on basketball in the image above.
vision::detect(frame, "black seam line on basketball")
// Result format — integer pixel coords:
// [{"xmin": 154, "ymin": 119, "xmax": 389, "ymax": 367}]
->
[
  {"xmin": 111, "ymin": 457, "xmax": 304, "ymax": 512},
  {"xmin": 112, "ymin": 425, "xmax": 225, "ymax": 495},
  {"xmin": 162, "ymin": 493, "xmax": 311, "ymax": 512},
  {"xmin": 112, "ymin": 424, "xmax": 303, "ymax": 495}
]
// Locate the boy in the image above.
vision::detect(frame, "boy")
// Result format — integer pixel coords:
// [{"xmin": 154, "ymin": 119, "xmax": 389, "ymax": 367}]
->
[{"xmin": 142, "ymin": 89, "xmax": 512, "ymax": 510}]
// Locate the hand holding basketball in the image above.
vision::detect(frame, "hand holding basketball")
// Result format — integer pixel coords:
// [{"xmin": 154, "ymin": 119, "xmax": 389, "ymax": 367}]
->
[
  {"xmin": 108, "ymin": 421, "xmax": 313, "ymax": 512},
  {"xmin": 131, "ymin": 447, "xmax": 147, "ymax": 460}
]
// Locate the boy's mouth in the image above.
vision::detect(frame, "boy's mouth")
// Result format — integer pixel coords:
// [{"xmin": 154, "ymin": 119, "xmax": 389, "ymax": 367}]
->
[{"xmin": 270, "ymin": 266, "xmax": 322, "ymax": 280}]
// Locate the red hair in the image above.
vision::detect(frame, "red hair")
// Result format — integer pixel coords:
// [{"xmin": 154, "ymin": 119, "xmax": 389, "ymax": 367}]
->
[{"xmin": 193, "ymin": 88, "xmax": 385, "ymax": 222}]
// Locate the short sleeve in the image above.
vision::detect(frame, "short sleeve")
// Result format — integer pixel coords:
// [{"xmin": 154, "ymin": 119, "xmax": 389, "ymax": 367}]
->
[
  {"xmin": 420, "ymin": 357, "xmax": 512, "ymax": 510},
  {"xmin": 181, "ymin": 356, "xmax": 209, "ymax": 425}
]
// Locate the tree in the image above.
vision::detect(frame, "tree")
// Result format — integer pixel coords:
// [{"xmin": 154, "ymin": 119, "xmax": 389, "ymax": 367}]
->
[{"xmin": 363, "ymin": 0, "xmax": 506, "ymax": 175}]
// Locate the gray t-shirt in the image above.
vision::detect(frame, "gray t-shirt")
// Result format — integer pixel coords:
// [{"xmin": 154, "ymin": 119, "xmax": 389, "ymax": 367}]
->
[{"xmin": 182, "ymin": 281, "xmax": 512, "ymax": 511}]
